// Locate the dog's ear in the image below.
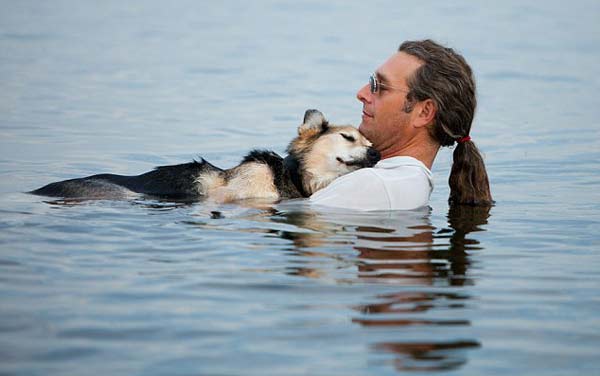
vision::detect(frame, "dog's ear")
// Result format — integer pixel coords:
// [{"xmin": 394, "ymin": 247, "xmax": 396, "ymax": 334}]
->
[{"xmin": 298, "ymin": 109, "xmax": 328, "ymax": 135}]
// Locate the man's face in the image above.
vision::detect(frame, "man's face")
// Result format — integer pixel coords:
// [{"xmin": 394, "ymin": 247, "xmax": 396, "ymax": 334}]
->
[{"xmin": 357, "ymin": 52, "xmax": 424, "ymax": 158}]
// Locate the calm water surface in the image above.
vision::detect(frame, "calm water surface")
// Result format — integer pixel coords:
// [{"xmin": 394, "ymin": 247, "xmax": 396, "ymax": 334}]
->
[{"xmin": 1, "ymin": 1, "xmax": 599, "ymax": 375}]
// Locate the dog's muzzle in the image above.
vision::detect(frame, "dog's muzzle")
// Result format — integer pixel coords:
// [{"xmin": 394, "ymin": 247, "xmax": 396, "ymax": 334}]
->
[
  {"xmin": 367, "ymin": 148, "xmax": 380, "ymax": 166},
  {"xmin": 338, "ymin": 148, "xmax": 380, "ymax": 168}
]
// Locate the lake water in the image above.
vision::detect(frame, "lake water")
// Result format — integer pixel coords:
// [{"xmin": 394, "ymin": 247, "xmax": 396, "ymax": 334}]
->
[{"xmin": 1, "ymin": 1, "xmax": 599, "ymax": 375}]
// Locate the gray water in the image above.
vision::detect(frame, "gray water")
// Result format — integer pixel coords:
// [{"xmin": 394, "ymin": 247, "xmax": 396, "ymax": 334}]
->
[{"xmin": 1, "ymin": 1, "xmax": 600, "ymax": 375}]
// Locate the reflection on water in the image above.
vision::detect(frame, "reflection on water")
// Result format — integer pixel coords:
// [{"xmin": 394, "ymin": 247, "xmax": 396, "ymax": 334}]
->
[
  {"xmin": 373, "ymin": 340, "xmax": 481, "ymax": 372},
  {"xmin": 273, "ymin": 205, "xmax": 490, "ymax": 372},
  {"xmin": 184, "ymin": 203, "xmax": 491, "ymax": 372},
  {"xmin": 353, "ymin": 206, "xmax": 489, "ymax": 371}
]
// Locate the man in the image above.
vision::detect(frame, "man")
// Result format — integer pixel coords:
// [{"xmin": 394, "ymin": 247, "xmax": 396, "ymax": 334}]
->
[{"xmin": 310, "ymin": 39, "xmax": 493, "ymax": 210}]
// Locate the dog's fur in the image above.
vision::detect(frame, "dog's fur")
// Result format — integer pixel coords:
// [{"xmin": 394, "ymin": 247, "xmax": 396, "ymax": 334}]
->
[{"xmin": 30, "ymin": 110, "xmax": 380, "ymax": 202}]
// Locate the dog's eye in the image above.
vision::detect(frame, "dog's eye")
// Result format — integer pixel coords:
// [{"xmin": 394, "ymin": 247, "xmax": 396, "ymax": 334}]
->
[{"xmin": 341, "ymin": 134, "xmax": 355, "ymax": 142}]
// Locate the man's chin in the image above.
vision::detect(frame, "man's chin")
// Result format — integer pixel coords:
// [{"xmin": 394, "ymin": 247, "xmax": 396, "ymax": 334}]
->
[
  {"xmin": 358, "ymin": 122, "xmax": 374, "ymax": 139},
  {"xmin": 358, "ymin": 121, "xmax": 368, "ymax": 134}
]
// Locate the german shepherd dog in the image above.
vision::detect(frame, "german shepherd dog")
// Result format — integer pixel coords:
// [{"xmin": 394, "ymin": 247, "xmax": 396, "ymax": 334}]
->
[{"xmin": 30, "ymin": 110, "xmax": 380, "ymax": 202}]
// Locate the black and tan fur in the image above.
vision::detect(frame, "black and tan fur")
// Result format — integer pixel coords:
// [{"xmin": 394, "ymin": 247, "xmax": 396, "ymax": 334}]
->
[{"xmin": 30, "ymin": 110, "xmax": 380, "ymax": 202}]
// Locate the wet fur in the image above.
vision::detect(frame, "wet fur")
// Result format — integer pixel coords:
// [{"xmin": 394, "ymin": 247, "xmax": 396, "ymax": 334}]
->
[{"xmin": 30, "ymin": 110, "xmax": 380, "ymax": 202}]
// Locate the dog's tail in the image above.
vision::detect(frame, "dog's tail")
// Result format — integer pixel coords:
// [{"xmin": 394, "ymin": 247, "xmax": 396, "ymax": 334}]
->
[{"xmin": 29, "ymin": 175, "xmax": 133, "ymax": 198}]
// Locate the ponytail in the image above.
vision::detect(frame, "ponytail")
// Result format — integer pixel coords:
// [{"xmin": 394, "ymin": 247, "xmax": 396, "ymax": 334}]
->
[
  {"xmin": 399, "ymin": 40, "xmax": 493, "ymax": 207},
  {"xmin": 448, "ymin": 140, "xmax": 493, "ymax": 206}
]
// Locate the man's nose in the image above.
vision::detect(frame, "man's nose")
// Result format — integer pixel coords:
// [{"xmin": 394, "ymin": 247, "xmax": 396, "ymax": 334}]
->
[{"xmin": 356, "ymin": 83, "xmax": 371, "ymax": 104}]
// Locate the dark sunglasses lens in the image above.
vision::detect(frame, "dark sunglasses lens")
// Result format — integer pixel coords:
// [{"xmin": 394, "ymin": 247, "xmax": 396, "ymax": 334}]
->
[{"xmin": 369, "ymin": 75, "xmax": 377, "ymax": 93}]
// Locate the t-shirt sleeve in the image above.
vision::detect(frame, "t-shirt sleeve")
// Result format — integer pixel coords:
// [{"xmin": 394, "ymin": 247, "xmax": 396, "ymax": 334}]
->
[{"xmin": 309, "ymin": 169, "xmax": 391, "ymax": 211}]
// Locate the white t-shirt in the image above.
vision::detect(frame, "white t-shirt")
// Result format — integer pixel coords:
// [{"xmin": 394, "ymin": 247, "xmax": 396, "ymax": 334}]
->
[{"xmin": 309, "ymin": 156, "xmax": 433, "ymax": 211}]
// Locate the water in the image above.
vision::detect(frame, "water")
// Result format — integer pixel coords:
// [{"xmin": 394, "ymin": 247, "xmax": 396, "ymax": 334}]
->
[{"xmin": 1, "ymin": 1, "xmax": 600, "ymax": 375}]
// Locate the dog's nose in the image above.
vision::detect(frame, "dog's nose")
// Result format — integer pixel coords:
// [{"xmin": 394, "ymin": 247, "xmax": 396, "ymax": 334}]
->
[{"xmin": 367, "ymin": 148, "xmax": 380, "ymax": 163}]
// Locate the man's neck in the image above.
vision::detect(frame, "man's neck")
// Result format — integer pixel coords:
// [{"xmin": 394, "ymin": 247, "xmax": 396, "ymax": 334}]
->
[{"xmin": 380, "ymin": 140, "xmax": 440, "ymax": 170}]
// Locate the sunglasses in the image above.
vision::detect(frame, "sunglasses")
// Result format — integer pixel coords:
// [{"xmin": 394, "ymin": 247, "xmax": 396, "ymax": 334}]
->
[{"xmin": 369, "ymin": 73, "xmax": 409, "ymax": 94}]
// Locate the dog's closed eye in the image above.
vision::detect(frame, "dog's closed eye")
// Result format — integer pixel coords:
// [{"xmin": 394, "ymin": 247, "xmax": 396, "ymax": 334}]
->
[{"xmin": 341, "ymin": 133, "xmax": 355, "ymax": 142}]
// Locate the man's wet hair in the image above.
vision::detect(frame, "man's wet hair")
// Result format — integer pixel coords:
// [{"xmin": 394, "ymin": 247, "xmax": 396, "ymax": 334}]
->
[{"xmin": 399, "ymin": 39, "xmax": 493, "ymax": 206}]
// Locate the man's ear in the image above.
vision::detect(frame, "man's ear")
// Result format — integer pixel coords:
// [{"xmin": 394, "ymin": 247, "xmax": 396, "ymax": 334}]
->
[
  {"xmin": 298, "ymin": 109, "xmax": 329, "ymax": 135},
  {"xmin": 413, "ymin": 99, "xmax": 437, "ymax": 128}
]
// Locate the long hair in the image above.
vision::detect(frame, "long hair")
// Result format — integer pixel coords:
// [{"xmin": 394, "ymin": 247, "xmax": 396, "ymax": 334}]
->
[{"xmin": 399, "ymin": 40, "xmax": 493, "ymax": 206}]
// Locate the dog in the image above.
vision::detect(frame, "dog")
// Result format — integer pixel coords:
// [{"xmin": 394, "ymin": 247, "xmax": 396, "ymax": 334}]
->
[{"xmin": 30, "ymin": 109, "xmax": 380, "ymax": 202}]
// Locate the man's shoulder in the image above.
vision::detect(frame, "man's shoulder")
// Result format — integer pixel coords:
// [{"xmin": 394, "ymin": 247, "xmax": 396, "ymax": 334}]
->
[
  {"xmin": 324, "ymin": 157, "xmax": 432, "ymax": 189},
  {"xmin": 311, "ymin": 167, "xmax": 385, "ymax": 196},
  {"xmin": 328, "ymin": 167, "xmax": 384, "ymax": 187},
  {"xmin": 309, "ymin": 157, "xmax": 433, "ymax": 211},
  {"xmin": 309, "ymin": 167, "xmax": 390, "ymax": 209}
]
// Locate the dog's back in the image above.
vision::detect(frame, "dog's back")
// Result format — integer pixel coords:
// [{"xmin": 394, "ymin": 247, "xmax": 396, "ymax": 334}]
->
[
  {"xmin": 30, "ymin": 160, "xmax": 223, "ymax": 199},
  {"xmin": 204, "ymin": 150, "xmax": 303, "ymax": 201}
]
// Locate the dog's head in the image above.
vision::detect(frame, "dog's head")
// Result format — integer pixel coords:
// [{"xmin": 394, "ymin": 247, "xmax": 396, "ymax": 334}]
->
[{"xmin": 287, "ymin": 109, "xmax": 380, "ymax": 195}]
